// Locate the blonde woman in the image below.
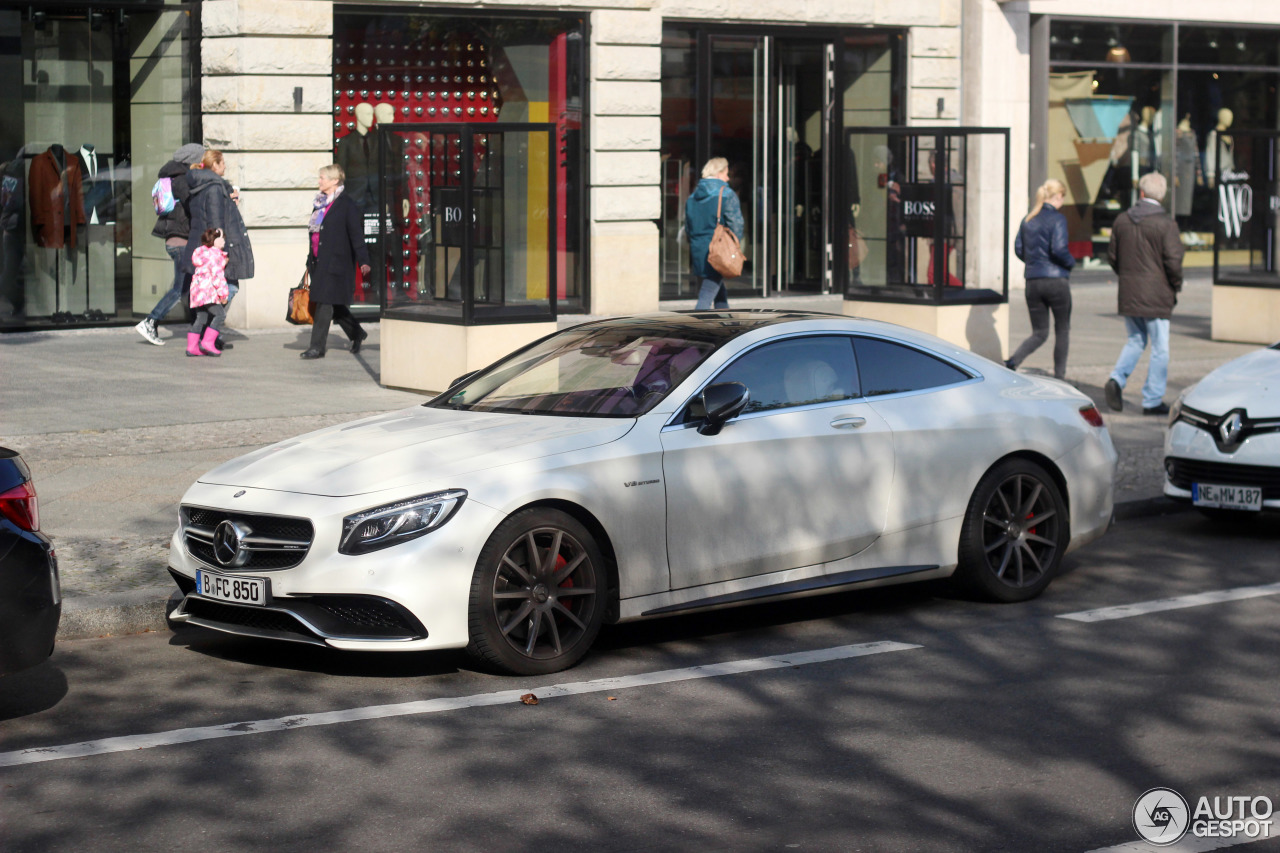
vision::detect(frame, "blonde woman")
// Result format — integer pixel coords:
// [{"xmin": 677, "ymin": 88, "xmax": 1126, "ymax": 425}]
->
[{"xmin": 1007, "ymin": 178, "xmax": 1075, "ymax": 379}]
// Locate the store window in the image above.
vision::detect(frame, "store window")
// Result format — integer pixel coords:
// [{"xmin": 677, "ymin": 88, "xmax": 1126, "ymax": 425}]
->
[
  {"xmin": 333, "ymin": 10, "xmax": 585, "ymax": 316},
  {"xmin": 1038, "ymin": 18, "xmax": 1280, "ymax": 273},
  {"xmin": 0, "ymin": 3, "xmax": 197, "ymax": 331}
]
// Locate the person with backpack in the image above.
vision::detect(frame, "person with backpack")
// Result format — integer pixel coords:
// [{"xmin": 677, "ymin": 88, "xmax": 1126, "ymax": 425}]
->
[{"xmin": 135, "ymin": 143, "xmax": 203, "ymax": 345}]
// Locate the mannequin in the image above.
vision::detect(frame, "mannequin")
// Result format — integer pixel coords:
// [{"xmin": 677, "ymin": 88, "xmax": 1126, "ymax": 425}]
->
[
  {"xmin": 372, "ymin": 102, "xmax": 410, "ymax": 222},
  {"xmin": 1174, "ymin": 115, "xmax": 1201, "ymax": 217},
  {"xmin": 29, "ymin": 144, "xmax": 85, "ymax": 249},
  {"xmin": 1206, "ymin": 107, "xmax": 1234, "ymax": 187},
  {"xmin": 335, "ymin": 103, "xmax": 376, "ymax": 211},
  {"xmin": 1132, "ymin": 106, "xmax": 1160, "ymax": 173},
  {"xmin": 78, "ymin": 143, "xmax": 113, "ymax": 224}
]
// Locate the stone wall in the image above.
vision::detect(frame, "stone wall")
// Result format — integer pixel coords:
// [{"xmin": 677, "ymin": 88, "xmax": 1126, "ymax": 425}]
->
[{"xmin": 200, "ymin": 0, "xmax": 334, "ymax": 330}]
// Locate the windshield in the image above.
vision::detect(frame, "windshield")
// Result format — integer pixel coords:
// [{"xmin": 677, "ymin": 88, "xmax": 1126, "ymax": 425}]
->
[{"xmin": 431, "ymin": 322, "xmax": 721, "ymax": 417}]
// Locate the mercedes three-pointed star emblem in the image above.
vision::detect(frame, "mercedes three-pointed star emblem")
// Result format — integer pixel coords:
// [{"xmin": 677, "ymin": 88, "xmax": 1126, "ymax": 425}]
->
[{"xmin": 212, "ymin": 520, "xmax": 252, "ymax": 568}]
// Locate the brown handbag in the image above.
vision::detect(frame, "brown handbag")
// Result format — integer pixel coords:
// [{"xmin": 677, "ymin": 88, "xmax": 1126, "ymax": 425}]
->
[
  {"xmin": 286, "ymin": 270, "xmax": 315, "ymax": 325},
  {"xmin": 707, "ymin": 187, "xmax": 744, "ymax": 279}
]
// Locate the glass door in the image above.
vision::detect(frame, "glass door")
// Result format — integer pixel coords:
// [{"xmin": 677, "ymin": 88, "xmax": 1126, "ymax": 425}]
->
[
  {"xmin": 659, "ymin": 26, "xmax": 902, "ymax": 301},
  {"xmin": 709, "ymin": 34, "xmax": 768, "ymax": 297},
  {"xmin": 776, "ymin": 40, "xmax": 832, "ymax": 293}
]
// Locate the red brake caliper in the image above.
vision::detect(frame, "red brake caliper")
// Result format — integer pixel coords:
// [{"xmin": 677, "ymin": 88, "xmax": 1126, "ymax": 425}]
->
[{"xmin": 555, "ymin": 554, "xmax": 573, "ymax": 615}]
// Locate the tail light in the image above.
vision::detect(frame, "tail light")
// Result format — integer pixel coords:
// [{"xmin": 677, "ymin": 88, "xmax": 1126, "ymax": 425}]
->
[
  {"xmin": 1079, "ymin": 404, "xmax": 1105, "ymax": 428},
  {"xmin": 0, "ymin": 480, "xmax": 40, "ymax": 532}
]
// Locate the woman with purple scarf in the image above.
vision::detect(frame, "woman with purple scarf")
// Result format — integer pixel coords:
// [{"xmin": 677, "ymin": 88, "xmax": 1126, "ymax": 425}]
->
[{"xmin": 300, "ymin": 163, "xmax": 371, "ymax": 359}]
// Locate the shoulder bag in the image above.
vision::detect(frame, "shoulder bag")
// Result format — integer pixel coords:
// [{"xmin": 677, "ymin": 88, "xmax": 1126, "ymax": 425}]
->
[{"xmin": 707, "ymin": 188, "xmax": 744, "ymax": 279}]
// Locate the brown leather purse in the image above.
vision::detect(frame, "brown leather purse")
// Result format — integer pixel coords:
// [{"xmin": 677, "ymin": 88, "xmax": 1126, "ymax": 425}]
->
[
  {"xmin": 707, "ymin": 187, "xmax": 744, "ymax": 279},
  {"xmin": 286, "ymin": 270, "xmax": 315, "ymax": 325}
]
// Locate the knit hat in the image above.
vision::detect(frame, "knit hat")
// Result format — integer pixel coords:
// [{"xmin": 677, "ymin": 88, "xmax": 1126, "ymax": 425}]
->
[{"xmin": 173, "ymin": 143, "xmax": 205, "ymax": 165}]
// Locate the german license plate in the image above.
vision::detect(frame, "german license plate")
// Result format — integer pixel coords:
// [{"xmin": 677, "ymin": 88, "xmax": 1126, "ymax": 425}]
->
[
  {"xmin": 1192, "ymin": 482, "xmax": 1263, "ymax": 511},
  {"xmin": 195, "ymin": 569, "xmax": 269, "ymax": 606}
]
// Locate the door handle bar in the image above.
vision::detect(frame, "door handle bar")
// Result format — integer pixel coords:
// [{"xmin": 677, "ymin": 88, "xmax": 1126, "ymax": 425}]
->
[{"xmin": 830, "ymin": 416, "xmax": 867, "ymax": 429}]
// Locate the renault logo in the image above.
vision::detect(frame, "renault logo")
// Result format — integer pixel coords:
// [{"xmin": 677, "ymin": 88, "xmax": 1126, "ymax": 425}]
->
[
  {"xmin": 1219, "ymin": 411, "xmax": 1245, "ymax": 447},
  {"xmin": 213, "ymin": 520, "xmax": 252, "ymax": 568}
]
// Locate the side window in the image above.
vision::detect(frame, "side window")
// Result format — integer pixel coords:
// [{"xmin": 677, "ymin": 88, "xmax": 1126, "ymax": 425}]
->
[
  {"xmin": 704, "ymin": 336, "xmax": 860, "ymax": 415},
  {"xmin": 853, "ymin": 337, "xmax": 971, "ymax": 397}
]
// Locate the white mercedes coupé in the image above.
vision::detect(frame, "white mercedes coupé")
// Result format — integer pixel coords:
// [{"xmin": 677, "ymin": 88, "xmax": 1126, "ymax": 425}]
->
[{"xmin": 167, "ymin": 311, "xmax": 1116, "ymax": 674}]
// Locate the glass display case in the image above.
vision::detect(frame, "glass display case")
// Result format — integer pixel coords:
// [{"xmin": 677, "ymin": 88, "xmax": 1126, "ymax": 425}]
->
[
  {"xmin": 844, "ymin": 127, "xmax": 1010, "ymax": 305},
  {"xmin": 332, "ymin": 11, "xmax": 584, "ymax": 317},
  {"xmin": 377, "ymin": 123, "xmax": 557, "ymax": 324}
]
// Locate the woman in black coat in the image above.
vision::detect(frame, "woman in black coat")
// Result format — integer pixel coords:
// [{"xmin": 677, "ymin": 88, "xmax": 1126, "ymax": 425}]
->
[
  {"xmin": 184, "ymin": 149, "xmax": 253, "ymax": 350},
  {"xmin": 301, "ymin": 164, "xmax": 371, "ymax": 359}
]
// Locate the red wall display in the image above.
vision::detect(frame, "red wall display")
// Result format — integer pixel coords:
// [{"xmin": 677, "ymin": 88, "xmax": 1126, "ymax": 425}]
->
[{"xmin": 333, "ymin": 34, "xmax": 503, "ymax": 304}]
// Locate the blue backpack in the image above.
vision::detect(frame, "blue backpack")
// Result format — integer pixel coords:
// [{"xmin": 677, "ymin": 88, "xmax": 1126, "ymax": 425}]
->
[{"xmin": 151, "ymin": 176, "xmax": 176, "ymax": 216}]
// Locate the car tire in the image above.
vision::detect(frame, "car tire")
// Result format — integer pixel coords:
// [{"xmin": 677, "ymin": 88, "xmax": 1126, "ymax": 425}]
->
[
  {"xmin": 466, "ymin": 507, "xmax": 605, "ymax": 675},
  {"xmin": 955, "ymin": 458, "xmax": 1067, "ymax": 603}
]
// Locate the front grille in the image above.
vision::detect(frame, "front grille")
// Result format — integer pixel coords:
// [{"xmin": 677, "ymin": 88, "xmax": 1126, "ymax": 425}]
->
[
  {"xmin": 183, "ymin": 596, "xmax": 317, "ymax": 640},
  {"xmin": 1166, "ymin": 457, "xmax": 1280, "ymax": 500},
  {"xmin": 181, "ymin": 505, "xmax": 314, "ymax": 571},
  {"xmin": 304, "ymin": 594, "xmax": 419, "ymax": 635},
  {"xmin": 179, "ymin": 593, "xmax": 427, "ymax": 642}
]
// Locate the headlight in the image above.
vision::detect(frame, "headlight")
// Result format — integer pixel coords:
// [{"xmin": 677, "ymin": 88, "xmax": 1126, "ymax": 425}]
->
[
  {"xmin": 1169, "ymin": 395, "xmax": 1183, "ymax": 425},
  {"xmin": 339, "ymin": 489, "xmax": 466, "ymax": 555}
]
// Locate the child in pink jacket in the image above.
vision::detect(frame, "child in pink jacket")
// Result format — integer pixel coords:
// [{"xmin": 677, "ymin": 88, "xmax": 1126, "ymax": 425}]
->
[{"xmin": 188, "ymin": 227, "xmax": 229, "ymax": 357}]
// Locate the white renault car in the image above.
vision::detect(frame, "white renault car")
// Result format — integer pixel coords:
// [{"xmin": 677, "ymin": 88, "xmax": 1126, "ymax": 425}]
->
[
  {"xmin": 168, "ymin": 311, "xmax": 1116, "ymax": 674},
  {"xmin": 1164, "ymin": 341, "xmax": 1280, "ymax": 519}
]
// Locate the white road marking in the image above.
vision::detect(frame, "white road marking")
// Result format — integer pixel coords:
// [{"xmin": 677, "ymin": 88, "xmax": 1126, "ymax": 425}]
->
[
  {"xmin": 1085, "ymin": 830, "xmax": 1274, "ymax": 852},
  {"xmin": 1058, "ymin": 582, "xmax": 1280, "ymax": 623},
  {"xmin": 0, "ymin": 641, "xmax": 920, "ymax": 768}
]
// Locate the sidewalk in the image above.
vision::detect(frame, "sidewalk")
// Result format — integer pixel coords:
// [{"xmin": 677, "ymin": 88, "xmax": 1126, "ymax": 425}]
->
[{"xmin": 0, "ymin": 270, "xmax": 1254, "ymax": 641}]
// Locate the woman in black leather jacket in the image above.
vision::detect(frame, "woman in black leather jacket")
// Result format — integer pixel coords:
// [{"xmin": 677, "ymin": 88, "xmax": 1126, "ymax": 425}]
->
[{"xmin": 1007, "ymin": 178, "xmax": 1075, "ymax": 379}]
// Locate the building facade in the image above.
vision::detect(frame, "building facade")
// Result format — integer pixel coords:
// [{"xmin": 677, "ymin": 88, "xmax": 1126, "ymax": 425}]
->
[{"xmin": 3, "ymin": 0, "xmax": 1278, "ymax": 348}]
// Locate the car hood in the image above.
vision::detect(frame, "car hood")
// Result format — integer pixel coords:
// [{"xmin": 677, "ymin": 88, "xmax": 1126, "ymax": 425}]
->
[
  {"xmin": 1182, "ymin": 347, "xmax": 1280, "ymax": 418},
  {"xmin": 198, "ymin": 406, "xmax": 634, "ymax": 497}
]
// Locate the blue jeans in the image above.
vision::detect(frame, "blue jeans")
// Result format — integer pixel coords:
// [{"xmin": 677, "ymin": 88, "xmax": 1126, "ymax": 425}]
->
[
  {"xmin": 695, "ymin": 276, "xmax": 728, "ymax": 310},
  {"xmin": 146, "ymin": 245, "xmax": 186, "ymax": 322},
  {"xmin": 1110, "ymin": 316, "xmax": 1170, "ymax": 409}
]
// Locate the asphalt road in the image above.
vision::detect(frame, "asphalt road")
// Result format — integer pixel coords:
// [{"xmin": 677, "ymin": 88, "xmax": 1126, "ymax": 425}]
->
[{"xmin": 2, "ymin": 509, "xmax": 1279, "ymax": 853}]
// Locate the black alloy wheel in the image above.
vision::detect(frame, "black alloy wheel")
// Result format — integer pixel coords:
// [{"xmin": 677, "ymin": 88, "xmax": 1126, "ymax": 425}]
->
[
  {"xmin": 956, "ymin": 458, "xmax": 1067, "ymax": 602},
  {"xmin": 467, "ymin": 508, "xmax": 604, "ymax": 675}
]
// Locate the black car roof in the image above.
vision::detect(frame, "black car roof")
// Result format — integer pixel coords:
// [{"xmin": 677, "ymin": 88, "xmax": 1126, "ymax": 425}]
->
[{"xmin": 569, "ymin": 310, "xmax": 846, "ymax": 345}]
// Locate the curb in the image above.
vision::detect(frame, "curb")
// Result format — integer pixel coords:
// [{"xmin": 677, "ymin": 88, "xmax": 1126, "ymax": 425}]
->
[
  {"xmin": 54, "ymin": 495, "xmax": 1190, "ymax": 644},
  {"xmin": 57, "ymin": 588, "xmax": 180, "ymax": 642}
]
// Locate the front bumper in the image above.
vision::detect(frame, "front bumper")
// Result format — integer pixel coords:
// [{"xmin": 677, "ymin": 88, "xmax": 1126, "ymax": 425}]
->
[
  {"xmin": 1164, "ymin": 422, "xmax": 1280, "ymax": 511},
  {"xmin": 166, "ymin": 482, "xmax": 501, "ymax": 652}
]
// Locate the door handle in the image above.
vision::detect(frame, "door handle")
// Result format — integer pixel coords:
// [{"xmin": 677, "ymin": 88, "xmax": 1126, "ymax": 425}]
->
[{"xmin": 830, "ymin": 416, "xmax": 866, "ymax": 429}]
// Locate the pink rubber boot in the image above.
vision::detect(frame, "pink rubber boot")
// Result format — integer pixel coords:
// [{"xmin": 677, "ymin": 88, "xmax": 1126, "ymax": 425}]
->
[
  {"xmin": 185, "ymin": 332, "xmax": 203, "ymax": 357},
  {"xmin": 199, "ymin": 327, "xmax": 222, "ymax": 357}
]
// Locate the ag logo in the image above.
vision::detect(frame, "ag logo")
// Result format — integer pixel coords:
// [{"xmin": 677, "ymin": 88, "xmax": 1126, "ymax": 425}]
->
[{"xmin": 1133, "ymin": 787, "xmax": 1190, "ymax": 845}]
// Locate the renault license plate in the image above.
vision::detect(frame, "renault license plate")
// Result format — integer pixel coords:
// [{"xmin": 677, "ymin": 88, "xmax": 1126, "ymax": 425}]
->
[
  {"xmin": 1192, "ymin": 482, "xmax": 1262, "ymax": 512},
  {"xmin": 195, "ymin": 569, "xmax": 269, "ymax": 606}
]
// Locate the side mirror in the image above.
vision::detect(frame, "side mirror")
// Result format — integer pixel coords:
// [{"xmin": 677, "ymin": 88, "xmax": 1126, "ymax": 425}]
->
[
  {"xmin": 697, "ymin": 382, "xmax": 750, "ymax": 436},
  {"xmin": 448, "ymin": 370, "xmax": 480, "ymax": 390}
]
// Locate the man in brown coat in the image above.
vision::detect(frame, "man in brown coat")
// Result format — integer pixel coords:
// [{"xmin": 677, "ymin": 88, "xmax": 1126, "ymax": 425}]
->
[{"xmin": 1103, "ymin": 172, "xmax": 1184, "ymax": 415}]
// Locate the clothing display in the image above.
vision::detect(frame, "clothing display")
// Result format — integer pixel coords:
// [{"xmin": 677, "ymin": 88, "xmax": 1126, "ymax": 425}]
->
[
  {"xmin": 29, "ymin": 145, "xmax": 86, "ymax": 249},
  {"xmin": 1174, "ymin": 123, "xmax": 1200, "ymax": 217},
  {"xmin": 77, "ymin": 144, "xmax": 115, "ymax": 224},
  {"xmin": 1206, "ymin": 130, "xmax": 1235, "ymax": 185},
  {"xmin": 332, "ymin": 34, "xmax": 506, "ymax": 303}
]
